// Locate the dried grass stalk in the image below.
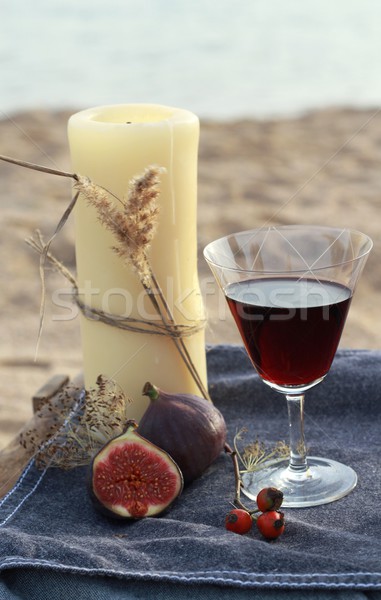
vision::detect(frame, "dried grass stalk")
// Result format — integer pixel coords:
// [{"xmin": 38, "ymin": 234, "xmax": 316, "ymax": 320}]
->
[
  {"xmin": 75, "ymin": 166, "xmax": 209, "ymax": 399},
  {"xmin": 1, "ymin": 154, "xmax": 209, "ymax": 401}
]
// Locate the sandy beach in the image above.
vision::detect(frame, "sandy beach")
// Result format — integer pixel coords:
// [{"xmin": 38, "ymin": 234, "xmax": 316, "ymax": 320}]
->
[{"xmin": 1, "ymin": 106, "xmax": 381, "ymax": 448}]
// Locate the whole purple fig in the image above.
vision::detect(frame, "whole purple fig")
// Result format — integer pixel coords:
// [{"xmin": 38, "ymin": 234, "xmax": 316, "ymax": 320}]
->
[{"xmin": 139, "ymin": 382, "xmax": 227, "ymax": 485}]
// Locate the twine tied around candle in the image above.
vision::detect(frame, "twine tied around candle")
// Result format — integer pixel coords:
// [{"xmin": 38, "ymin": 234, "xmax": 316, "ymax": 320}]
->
[
  {"xmin": 27, "ymin": 231, "xmax": 205, "ymax": 340},
  {"xmin": 75, "ymin": 294, "xmax": 206, "ymax": 338},
  {"xmin": 0, "ymin": 154, "xmax": 209, "ymax": 401}
]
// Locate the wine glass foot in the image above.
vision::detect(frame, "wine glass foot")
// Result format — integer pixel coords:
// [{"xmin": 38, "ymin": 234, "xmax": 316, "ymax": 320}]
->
[{"xmin": 241, "ymin": 456, "xmax": 357, "ymax": 508}]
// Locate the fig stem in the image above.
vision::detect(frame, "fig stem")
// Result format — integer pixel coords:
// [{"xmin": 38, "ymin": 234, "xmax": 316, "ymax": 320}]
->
[
  {"xmin": 124, "ymin": 419, "xmax": 138, "ymax": 432},
  {"xmin": 142, "ymin": 382, "xmax": 160, "ymax": 401}
]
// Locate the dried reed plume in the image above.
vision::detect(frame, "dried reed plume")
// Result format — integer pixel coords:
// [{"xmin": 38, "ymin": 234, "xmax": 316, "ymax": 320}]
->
[{"xmin": 75, "ymin": 167, "xmax": 162, "ymax": 286}]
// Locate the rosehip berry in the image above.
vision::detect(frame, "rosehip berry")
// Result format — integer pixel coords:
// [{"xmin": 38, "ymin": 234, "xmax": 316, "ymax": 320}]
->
[
  {"xmin": 256, "ymin": 487, "xmax": 284, "ymax": 512},
  {"xmin": 256, "ymin": 510, "xmax": 285, "ymax": 540},
  {"xmin": 225, "ymin": 509, "xmax": 253, "ymax": 534}
]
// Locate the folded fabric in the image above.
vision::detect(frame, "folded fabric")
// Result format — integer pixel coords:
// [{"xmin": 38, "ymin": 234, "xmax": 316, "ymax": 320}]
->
[{"xmin": 0, "ymin": 346, "xmax": 380, "ymax": 594}]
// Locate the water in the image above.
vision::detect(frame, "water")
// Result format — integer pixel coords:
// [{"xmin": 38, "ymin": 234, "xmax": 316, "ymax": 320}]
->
[{"xmin": 1, "ymin": 0, "xmax": 381, "ymax": 120}]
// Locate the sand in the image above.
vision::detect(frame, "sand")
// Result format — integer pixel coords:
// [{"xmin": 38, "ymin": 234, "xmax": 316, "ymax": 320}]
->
[{"xmin": 1, "ymin": 106, "xmax": 381, "ymax": 448}]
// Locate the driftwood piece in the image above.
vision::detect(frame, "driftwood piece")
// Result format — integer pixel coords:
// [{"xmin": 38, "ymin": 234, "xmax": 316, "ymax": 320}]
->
[
  {"xmin": 32, "ymin": 374, "xmax": 70, "ymax": 413},
  {"xmin": 0, "ymin": 374, "xmax": 82, "ymax": 500}
]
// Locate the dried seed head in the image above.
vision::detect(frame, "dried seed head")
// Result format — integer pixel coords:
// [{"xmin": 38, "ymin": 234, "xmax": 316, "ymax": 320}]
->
[
  {"xmin": 20, "ymin": 375, "xmax": 131, "ymax": 470},
  {"xmin": 233, "ymin": 428, "xmax": 290, "ymax": 473}
]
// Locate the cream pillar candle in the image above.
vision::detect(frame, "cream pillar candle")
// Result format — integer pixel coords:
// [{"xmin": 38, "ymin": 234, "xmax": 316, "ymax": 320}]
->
[{"xmin": 68, "ymin": 104, "xmax": 207, "ymax": 421}]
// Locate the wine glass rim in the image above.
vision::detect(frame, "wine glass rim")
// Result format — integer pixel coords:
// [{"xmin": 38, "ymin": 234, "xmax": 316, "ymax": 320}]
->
[{"xmin": 203, "ymin": 225, "xmax": 373, "ymax": 274}]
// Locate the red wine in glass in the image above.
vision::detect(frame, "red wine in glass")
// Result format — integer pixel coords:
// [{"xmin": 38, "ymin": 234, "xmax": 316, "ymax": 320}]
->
[
  {"xmin": 204, "ymin": 226, "xmax": 372, "ymax": 507},
  {"xmin": 226, "ymin": 277, "xmax": 352, "ymax": 387}
]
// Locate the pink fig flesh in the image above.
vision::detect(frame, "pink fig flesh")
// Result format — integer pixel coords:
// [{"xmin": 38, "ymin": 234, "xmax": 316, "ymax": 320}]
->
[{"xmin": 91, "ymin": 421, "xmax": 183, "ymax": 519}]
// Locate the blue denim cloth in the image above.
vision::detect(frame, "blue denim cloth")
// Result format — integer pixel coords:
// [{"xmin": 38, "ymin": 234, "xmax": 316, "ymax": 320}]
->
[
  {"xmin": 1, "ymin": 569, "xmax": 380, "ymax": 600},
  {"xmin": 0, "ymin": 346, "xmax": 380, "ymax": 598}
]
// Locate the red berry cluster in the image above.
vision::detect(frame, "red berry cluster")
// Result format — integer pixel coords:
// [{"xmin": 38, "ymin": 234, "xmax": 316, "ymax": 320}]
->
[{"xmin": 225, "ymin": 487, "xmax": 285, "ymax": 540}]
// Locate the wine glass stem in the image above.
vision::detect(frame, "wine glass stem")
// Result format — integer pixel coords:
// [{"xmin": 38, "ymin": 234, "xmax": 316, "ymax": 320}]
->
[{"xmin": 285, "ymin": 393, "xmax": 308, "ymax": 474}]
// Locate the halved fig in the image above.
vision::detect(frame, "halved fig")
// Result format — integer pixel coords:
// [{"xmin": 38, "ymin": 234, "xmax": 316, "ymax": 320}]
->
[{"xmin": 90, "ymin": 420, "xmax": 183, "ymax": 519}]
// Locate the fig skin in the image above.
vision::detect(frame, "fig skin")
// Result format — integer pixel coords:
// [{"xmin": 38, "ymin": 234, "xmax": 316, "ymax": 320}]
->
[
  {"xmin": 89, "ymin": 420, "xmax": 183, "ymax": 519},
  {"xmin": 139, "ymin": 382, "xmax": 227, "ymax": 485}
]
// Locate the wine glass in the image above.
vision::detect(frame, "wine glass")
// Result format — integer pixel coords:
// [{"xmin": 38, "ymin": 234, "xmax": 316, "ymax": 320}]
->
[{"xmin": 204, "ymin": 226, "xmax": 372, "ymax": 507}]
